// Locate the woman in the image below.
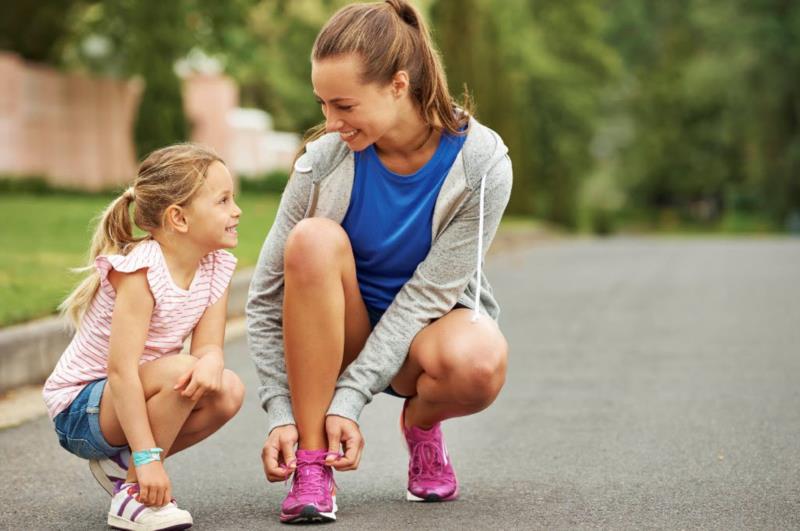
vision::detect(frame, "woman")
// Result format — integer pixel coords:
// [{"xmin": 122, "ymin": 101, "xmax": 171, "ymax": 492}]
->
[{"xmin": 246, "ymin": 0, "xmax": 512, "ymax": 523}]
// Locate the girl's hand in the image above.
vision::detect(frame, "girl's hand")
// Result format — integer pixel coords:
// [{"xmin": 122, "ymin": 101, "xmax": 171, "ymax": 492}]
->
[
  {"xmin": 174, "ymin": 354, "xmax": 224, "ymax": 401},
  {"xmin": 135, "ymin": 460, "xmax": 171, "ymax": 507},
  {"xmin": 262, "ymin": 424, "xmax": 299, "ymax": 482},
  {"xmin": 325, "ymin": 415, "xmax": 365, "ymax": 471}
]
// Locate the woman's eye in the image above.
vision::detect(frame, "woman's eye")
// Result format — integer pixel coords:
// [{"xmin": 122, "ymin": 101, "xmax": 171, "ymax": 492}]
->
[{"xmin": 338, "ymin": 105, "xmax": 353, "ymax": 112}]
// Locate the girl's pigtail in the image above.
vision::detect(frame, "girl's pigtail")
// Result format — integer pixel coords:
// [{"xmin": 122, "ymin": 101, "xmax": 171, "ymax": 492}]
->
[{"xmin": 59, "ymin": 188, "xmax": 144, "ymax": 328}]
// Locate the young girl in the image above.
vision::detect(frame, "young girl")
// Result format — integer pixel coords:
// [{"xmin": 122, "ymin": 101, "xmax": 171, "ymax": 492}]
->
[
  {"xmin": 43, "ymin": 144, "xmax": 245, "ymax": 531},
  {"xmin": 247, "ymin": 0, "xmax": 512, "ymax": 523}
]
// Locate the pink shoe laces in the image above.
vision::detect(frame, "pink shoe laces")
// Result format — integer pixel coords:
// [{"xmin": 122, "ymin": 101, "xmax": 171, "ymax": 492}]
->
[
  {"xmin": 282, "ymin": 451, "xmax": 340, "ymax": 498},
  {"xmin": 409, "ymin": 440, "xmax": 449, "ymax": 482}
]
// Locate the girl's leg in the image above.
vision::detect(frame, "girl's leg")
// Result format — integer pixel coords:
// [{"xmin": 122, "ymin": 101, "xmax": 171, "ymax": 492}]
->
[
  {"xmin": 282, "ymin": 218, "xmax": 371, "ymax": 450},
  {"xmin": 390, "ymin": 308, "xmax": 508, "ymax": 429},
  {"xmin": 97, "ymin": 354, "xmax": 245, "ymax": 482}
]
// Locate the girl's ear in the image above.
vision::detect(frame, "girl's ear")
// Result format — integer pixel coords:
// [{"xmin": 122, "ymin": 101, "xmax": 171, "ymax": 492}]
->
[
  {"xmin": 164, "ymin": 204, "xmax": 189, "ymax": 234},
  {"xmin": 391, "ymin": 70, "xmax": 410, "ymax": 98}
]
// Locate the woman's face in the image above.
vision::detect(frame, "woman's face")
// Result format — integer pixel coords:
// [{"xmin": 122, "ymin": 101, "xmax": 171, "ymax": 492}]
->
[{"xmin": 311, "ymin": 54, "xmax": 402, "ymax": 152}]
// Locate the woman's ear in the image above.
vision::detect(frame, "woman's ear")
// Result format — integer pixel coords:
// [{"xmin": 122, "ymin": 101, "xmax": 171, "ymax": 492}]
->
[
  {"xmin": 164, "ymin": 204, "xmax": 189, "ymax": 234},
  {"xmin": 392, "ymin": 70, "xmax": 410, "ymax": 99}
]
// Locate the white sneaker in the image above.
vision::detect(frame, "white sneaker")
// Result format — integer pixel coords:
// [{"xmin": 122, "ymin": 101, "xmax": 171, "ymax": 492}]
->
[
  {"xmin": 89, "ymin": 449, "xmax": 129, "ymax": 495},
  {"xmin": 107, "ymin": 483, "xmax": 193, "ymax": 531}
]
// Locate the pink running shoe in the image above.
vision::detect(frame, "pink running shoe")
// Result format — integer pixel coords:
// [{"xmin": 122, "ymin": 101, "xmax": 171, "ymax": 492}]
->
[
  {"xmin": 280, "ymin": 449, "xmax": 338, "ymax": 523},
  {"xmin": 401, "ymin": 399, "xmax": 459, "ymax": 502}
]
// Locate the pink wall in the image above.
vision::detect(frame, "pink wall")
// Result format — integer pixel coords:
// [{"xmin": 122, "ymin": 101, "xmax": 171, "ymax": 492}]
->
[{"xmin": 0, "ymin": 52, "xmax": 143, "ymax": 190}]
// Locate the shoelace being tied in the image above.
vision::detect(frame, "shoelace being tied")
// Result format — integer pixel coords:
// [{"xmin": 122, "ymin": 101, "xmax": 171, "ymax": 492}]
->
[{"xmin": 282, "ymin": 451, "xmax": 340, "ymax": 497}]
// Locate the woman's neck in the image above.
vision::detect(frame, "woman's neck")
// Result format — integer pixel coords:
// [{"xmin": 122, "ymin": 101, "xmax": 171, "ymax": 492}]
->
[{"xmin": 374, "ymin": 106, "xmax": 441, "ymax": 174}]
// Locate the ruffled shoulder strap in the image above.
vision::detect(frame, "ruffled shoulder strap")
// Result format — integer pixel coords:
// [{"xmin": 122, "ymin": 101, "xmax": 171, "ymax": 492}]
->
[
  {"xmin": 198, "ymin": 249, "xmax": 238, "ymax": 307},
  {"xmin": 94, "ymin": 239, "xmax": 165, "ymax": 301}
]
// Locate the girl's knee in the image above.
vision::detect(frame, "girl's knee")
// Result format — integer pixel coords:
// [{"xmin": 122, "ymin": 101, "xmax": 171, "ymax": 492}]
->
[
  {"xmin": 140, "ymin": 354, "xmax": 198, "ymax": 394},
  {"xmin": 215, "ymin": 370, "xmax": 245, "ymax": 420}
]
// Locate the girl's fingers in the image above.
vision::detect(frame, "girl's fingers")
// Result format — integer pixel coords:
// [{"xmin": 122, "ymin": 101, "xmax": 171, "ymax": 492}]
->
[{"xmin": 173, "ymin": 370, "xmax": 192, "ymax": 390}]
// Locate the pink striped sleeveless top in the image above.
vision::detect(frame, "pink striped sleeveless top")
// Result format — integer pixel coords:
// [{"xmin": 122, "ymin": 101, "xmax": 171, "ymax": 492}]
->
[{"xmin": 43, "ymin": 239, "xmax": 237, "ymax": 419}]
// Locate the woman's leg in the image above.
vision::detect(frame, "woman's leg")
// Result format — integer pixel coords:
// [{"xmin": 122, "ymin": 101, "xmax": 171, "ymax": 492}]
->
[
  {"xmin": 97, "ymin": 354, "xmax": 245, "ymax": 481},
  {"xmin": 390, "ymin": 308, "xmax": 508, "ymax": 429},
  {"xmin": 282, "ymin": 218, "xmax": 371, "ymax": 450}
]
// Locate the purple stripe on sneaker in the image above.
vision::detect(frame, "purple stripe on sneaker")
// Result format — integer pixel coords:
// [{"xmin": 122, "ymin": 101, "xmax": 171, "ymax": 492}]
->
[
  {"xmin": 111, "ymin": 452, "xmax": 129, "ymax": 469},
  {"xmin": 130, "ymin": 504, "xmax": 146, "ymax": 522},
  {"xmin": 118, "ymin": 495, "xmax": 133, "ymax": 516}
]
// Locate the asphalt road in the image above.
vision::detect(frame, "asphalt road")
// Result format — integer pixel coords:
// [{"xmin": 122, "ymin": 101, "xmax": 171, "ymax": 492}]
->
[{"xmin": 2, "ymin": 237, "xmax": 799, "ymax": 530}]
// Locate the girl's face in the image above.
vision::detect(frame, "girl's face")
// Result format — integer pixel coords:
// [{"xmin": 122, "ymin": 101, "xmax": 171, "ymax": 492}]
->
[
  {"xmin": 311, "ymin": 54, "xmax": 401, "ymax": 152},
  {"xmin": 185, "ymin": 161, "xmax": 241, "ymax": 251}
]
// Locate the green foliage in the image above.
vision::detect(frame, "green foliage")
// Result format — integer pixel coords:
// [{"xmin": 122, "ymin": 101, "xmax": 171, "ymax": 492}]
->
[
  {"xmin": 239, "ymin": 170, "xmax": 291, "ymax": 194},
  {"xmin": 4, "ymin": 0, "xmax": 797, "ymax": 232}
]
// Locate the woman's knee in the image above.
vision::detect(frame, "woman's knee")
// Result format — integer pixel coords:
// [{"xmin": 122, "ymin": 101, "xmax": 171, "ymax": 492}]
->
[
  {"xmin": 446, "ymin": 335, "xmax": 508, "ymax": 408},
  {"xmin": 284, "ymin": 218, "xmax": 349, "ymax": 278}
]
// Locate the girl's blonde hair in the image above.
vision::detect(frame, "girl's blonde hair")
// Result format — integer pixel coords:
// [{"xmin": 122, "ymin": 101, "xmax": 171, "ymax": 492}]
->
[
  {"xmin": 60, "ymin": 143, "xmax": 223, "ymax": 328},
  {"xmin": 300, "ymin": 0, "xmax": 471, "ymax": 154}
]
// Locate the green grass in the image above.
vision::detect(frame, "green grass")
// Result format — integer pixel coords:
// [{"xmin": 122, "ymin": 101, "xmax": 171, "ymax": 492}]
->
[{"xmin": 0, "ymin": 192, "xmax": 280, "ymax": 327}]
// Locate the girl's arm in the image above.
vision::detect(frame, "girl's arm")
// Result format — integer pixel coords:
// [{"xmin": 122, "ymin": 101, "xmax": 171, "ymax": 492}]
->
[
  {"xmin": 106, "ymin": 268, "xmax": 158, "ymax": 454},
  {"xmin": 174, "ymin": 286, "xmax": 230, "ymax": 401}
]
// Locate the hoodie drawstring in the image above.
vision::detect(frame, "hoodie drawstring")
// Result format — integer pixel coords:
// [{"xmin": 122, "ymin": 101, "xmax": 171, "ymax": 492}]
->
[{"xmin": 471, "ymin": 174, "xmax": 487, "ymax": 323}]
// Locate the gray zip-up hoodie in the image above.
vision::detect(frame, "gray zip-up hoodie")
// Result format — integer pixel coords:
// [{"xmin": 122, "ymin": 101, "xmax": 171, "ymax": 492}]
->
[{"xmin": 246, "ymin": 116, "xmax": 513, "ymax": 434}]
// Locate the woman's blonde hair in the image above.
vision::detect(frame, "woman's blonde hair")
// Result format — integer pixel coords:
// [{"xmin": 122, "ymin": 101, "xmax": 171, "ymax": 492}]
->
[
  {"xmin": 299, "ymin": 0, "xmax": 471, "ymax": 154},
  {"xmin": 59, "ymin": 143, "xmax": 223, "ymax": 328}
]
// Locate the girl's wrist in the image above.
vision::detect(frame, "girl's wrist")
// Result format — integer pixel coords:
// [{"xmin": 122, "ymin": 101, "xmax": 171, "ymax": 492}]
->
[{"xmin": 132, "ymin": 447, "xmax": 163, "ymax": 467}]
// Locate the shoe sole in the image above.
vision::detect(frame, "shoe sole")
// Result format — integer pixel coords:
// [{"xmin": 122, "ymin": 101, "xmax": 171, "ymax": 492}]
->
[
  {"xmin": 90, "ymin": 459, "xmax": 125, "ymax": 496},
  {"xmin": 107, "ymin": 512, "xmax": 193, "ymax": 531},
  {"xmin": 280, "ymin": 497, "xmax": 337, "ymax": 524},
  {"xmin": 406, "ymin": 487, "xmax": 459, "ymax": 502}
]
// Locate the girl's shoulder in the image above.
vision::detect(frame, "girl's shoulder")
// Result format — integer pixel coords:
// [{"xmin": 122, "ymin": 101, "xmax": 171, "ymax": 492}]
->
[
  {"xmin": 196, "ymin": 249, "xmax": 238, "ymax": 306},
  {"xmin": 198, "ymin": 249, "xmax": 237, "ymax": 278},
  {"xmin": 94, "ymin": 239, "xmax": 161, "ymax": 279}
]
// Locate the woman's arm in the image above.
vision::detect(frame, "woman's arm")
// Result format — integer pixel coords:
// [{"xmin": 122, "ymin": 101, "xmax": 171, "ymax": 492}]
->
[
  {"xmin": 328, "ymin": 155, "xmax": 514, "ymax": 423},
  {"xmin": 246, "ymin": 168, "xmax": 314, "ymax": 434}
]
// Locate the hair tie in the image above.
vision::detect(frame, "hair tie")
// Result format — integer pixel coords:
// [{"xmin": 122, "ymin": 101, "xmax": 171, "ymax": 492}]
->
[{"xmin": 124, "ymin": 187, "xmax": 135, "ymax": 201}]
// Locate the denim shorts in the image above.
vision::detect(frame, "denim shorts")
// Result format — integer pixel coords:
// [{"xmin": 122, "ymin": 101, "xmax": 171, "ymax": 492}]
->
[{"xmin": 53, "ymin": 379, "xmax": 127, "ymax": 460}]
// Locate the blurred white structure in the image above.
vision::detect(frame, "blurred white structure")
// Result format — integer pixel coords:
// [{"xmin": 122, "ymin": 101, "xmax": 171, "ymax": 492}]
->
[{"xmin": 227, "ymin": 108, "xmax": 299, "ymax": 178}]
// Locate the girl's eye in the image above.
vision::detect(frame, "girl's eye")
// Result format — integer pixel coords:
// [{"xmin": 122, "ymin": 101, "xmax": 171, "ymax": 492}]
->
[{"xmin": 219, "ymin": 197, "xmax": 228, "ymax": 204}]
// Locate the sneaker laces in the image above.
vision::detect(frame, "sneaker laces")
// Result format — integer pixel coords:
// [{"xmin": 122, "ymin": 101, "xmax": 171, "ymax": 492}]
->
[
  {"xmin": 409, "ymin": 440, "xmax": 449, "ymax": 482},
  {"xmin": 282, "ymin": 452, "xmax": 340, "ymax": 496}
]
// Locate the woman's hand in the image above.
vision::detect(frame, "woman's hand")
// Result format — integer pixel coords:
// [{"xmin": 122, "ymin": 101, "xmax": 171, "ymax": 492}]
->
[
  {"xmin": 262, "ymin": 424, "xmax": 299, "ymax": 482},
  {"xmin": 135, "ymin": 460, "xmax": 171, "ymax": 507},
  {"xmin": 173, "ymin": 353, "xmax": 224, "ymax": 401},
  {"xmin": 325, "ymin": 415, "xmax": 365, "ymax": 471}
]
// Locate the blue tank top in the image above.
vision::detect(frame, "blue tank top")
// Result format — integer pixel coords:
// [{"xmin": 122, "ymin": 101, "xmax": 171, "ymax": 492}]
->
[{"xmin": 342, "ymin": 132, "xmax": 466, "ymax": 312}]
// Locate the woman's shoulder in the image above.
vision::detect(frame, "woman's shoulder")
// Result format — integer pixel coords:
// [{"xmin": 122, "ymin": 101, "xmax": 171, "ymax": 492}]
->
[
  {"xmin": 461, "ymin": 117, "xmax": 511, "ymax": 189},
  {"xmin": 294, "ymin": 133, "xmax": 352, "ymax": 182}
]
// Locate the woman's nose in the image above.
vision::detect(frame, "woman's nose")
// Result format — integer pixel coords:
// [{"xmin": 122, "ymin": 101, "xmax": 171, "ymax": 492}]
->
[{"xmin": 325, "ymin": 117, "xmax": 343, "ymax": 133}]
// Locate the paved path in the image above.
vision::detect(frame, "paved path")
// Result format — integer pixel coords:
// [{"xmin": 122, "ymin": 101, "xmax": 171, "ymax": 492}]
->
[{"xmin": 2, "ymin": 237, "xmax": 799, "ymax": 529}]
